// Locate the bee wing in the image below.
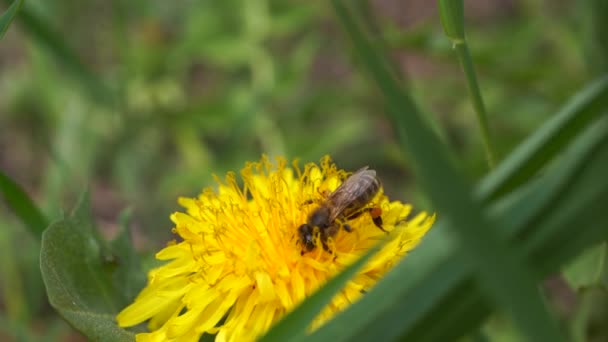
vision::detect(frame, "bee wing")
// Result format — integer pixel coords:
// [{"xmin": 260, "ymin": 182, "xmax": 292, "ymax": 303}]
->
[{"xmin": 326, "ymin": 167, "xmax": 373, "ymax": 222}]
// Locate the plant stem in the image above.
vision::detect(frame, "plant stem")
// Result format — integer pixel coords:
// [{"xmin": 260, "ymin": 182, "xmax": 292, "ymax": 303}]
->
[
  {"xmin": 438, "ymin": 0, "xmax": 496, "ymax": 170},
  {"xmin": 454, "ymin": 41, "xmax": 496, "ymax": 169}
]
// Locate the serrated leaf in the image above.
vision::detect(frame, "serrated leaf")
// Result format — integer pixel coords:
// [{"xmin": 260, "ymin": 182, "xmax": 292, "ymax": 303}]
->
[
  {"xmin": 40, "ymin": 193, "xmax": 135, "ymax": 342},
  {"xmin": 110, "ymin": 208, "xmax": 145, "ymax": 303},
  {"xmin": 0, "ymin": 0, "xmax": 22, "ymax": 40},
  {"xmin": 0, "ymin": 170, "xmax": 48, "ymax": 238}
]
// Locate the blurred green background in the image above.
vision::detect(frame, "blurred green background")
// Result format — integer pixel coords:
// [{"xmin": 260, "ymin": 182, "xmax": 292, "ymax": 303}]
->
[{"xmin": 0, "ymin": 0, "xmax": 605, "ymax": 340}]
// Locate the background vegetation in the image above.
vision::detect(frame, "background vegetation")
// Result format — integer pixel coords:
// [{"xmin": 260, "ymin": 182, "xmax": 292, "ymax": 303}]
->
[{"xmin": 0, "ymin": 0, "xmax": 606, "ymax": 341}]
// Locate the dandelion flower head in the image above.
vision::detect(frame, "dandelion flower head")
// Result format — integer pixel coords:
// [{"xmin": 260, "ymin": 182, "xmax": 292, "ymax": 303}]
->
[{"xmin": 117, "ymin": 156, "xmax": 435, "ymax": 342}]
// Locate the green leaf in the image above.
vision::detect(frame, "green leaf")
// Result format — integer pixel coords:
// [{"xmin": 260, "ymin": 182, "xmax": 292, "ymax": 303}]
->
[
  {"xmin": 331, "ymin": 1, "xmax": 564, "ymax": 341},
  {"xmin": 0, "ymin": 0, "xmax": 22, "ymax": 39},
  {"xmin": 40, "ymin": 193, "xmax": 135, "ymax": 342},
  {"xmin": 564, "ymin": 243, "xmax": 608, "ymax": 290},
  {"xmin": 259, "ymin": 237, "xmax": 386, "ymax": 342},
  {"xmin": 109, "ymin": 208, "xmax": 146, "ymax": 303},
  {"xmin": 477, "ymin": 75, "xmax": 608, "ymax": 201},
  {"xmin": 0, "ymin": 170, "xmax": 48, "ymax": 238}
]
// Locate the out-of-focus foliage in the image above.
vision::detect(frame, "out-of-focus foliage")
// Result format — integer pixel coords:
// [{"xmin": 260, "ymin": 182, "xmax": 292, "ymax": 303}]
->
[{"xmin": 0, "ymin": 0, "xmax": 606, "ymax": 341}]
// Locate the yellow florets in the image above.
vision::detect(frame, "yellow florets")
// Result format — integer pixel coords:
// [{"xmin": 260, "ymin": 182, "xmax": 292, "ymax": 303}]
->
[{"xmin": 116, "ymin": 156, "xmax": 435, "ymax": 342}]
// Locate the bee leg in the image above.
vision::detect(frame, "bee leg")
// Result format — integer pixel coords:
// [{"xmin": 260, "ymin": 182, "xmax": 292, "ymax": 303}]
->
[
  {"xmin": 319, "ymin": 229, "xmax": 335, "ymax": 255},
  {"xmin": 321, "ymin": 239, "xmax": 331, "ymax": 253},
  {"xmin": 369, "ymin": 207, "xmax": 388, "ymax": 233},
  {"xmin": 373, "ymin": 216, "xmax": 387, "ymax": 232},
  {"xmin": 344, "ymin": 208, "xmax": 387, "ymax": 233},
  {"xmin": 345, "ymin": 211, "xmax": 363, "ymax": 220}
]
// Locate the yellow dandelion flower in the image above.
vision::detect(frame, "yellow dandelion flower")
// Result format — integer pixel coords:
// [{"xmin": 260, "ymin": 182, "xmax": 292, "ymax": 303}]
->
[{"xmin": 117, "ymin": 156, "xmax": 435, "ymax": 342}]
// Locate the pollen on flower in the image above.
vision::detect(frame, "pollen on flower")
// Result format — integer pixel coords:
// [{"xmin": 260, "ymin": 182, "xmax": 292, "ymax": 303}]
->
[{"xmin": 116, "ymin": 156, "xmax": 435, "ymax": 342}]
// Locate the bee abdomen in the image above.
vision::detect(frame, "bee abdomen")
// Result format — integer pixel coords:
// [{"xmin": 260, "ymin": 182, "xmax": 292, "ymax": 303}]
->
[{"xmin": 351, "ymin": 173, "xmax": 381, "ymax": 207}]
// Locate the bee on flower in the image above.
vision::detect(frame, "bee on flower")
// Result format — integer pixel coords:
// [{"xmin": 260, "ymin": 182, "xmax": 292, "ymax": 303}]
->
[
  {"xmin": 117, "ymin": 156, "xmax": 435, "ymax": 342},
  {"xmin": 298, "ymin": 166, "xmax": 387, "ymax": 253}
]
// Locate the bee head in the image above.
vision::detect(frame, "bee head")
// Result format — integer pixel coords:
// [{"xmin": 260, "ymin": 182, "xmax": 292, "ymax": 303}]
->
[{"xmin": 298, "ymin": 224, "xmax": 315, "ymax": 251}]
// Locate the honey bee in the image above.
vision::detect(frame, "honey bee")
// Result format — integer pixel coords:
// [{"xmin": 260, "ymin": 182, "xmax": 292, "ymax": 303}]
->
[{"xmin": 298, "ymin": 166, "xmax": 387, "ymax": 253}]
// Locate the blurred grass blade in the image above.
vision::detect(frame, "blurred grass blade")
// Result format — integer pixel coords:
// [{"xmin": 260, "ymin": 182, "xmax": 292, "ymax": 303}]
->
[
  {"xmin": 259, "ymin": 238, "xmax": 384, "ymax": 341},
  {"xmin": 409, "ymin": 118, "xmax": 608, "ymax": 341},
  {"xmin": 584, "ymin": 0, "xmax": 608, "ymax": 72},
  {"xmin": 0, "ymin": 222, "xmax": 28, "ymax": 322},
  {"xmin": 508, "ymin": 117, "xmax": 608, "ymax": 237},
  {"xmin": 0, "ymin": 0, "xmax": 22, "ymax": 39},
  {"xmin": 308, "ymin": 226, "xmax": 468, "ymax": 342},
  {"xmin": 438, "ymin": 0, "xmax": 495, "ymax": 169},
  {"xmin": 331, "ymin": 1, "xmax": 564, "ymax": 341},
  {"xmin": 313, "ymin": 117, "xmax": 608, "ymax": 342},
  {"xmin": 477, "ymin": 75, "xmax": 608, "ymax": 201},
  {"xmin": 0, "ymin": 170, "xmax": 48, "ymax": 238},
  {"xmin": 483, "ymin": 117, "xmax": 608, "ymax": 244},
  {"xmin": 522, "ymin": 125, "xmax": 608, "ymax": 273},
  {"xmin": 5, "ymin": 1, "xmax": 115, "ymax": 106}
]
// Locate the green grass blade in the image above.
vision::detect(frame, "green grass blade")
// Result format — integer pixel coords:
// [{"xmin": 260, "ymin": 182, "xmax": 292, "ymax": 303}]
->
[
  {"xmin": 0, "ymin": 0, "xmax": 22, "ymax": 39},
  {"xmin": 521, "ymin": 129, "xmax": 608, "ymax": 273},
  {"xmin": 0, "ymin": 170, "xmax": 49, "ymax": 238},
  {"xmin": 259, "ymin": 238, "xmax": 384, "ymax": 341},
  {"xmin": 439, "ymin": 0, "xmax": 495, "ymax": 169},
  {"xmin": 512, "ymin": 117, "xmax": 608, "ymax": 236},
  {"xmin": 477, "ymin": 75, "xmax": 608, "ymax": 201},
  {"xmin": 0, "ymin": 222, "xmax": 29, "ymax": 322},
  {"xmin": 406, "ymin": 119, "xmax": 608, "ymax": 341},
  {"xmin": 313, "ymin": 117, "xmax": 608, "ymax": 342},
  {"xmin": 584, "ymin": 0, "xmax": 608, "ymax": 72},
  {"xmin": 330, "ymin": 1, "xmax": 564, "ymax": 341},
  {"xmin": 307, "ymin": 226, "xmax": 468, "ymax": 341},
  {"xmin": 437, "ymin": 0, "xmax": 464, "ymax": 40}
]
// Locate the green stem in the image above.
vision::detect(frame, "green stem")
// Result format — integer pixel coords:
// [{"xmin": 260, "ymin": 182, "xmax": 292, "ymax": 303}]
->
[
  {"xmin": 454, "ymin": 41, "xmax": 496, "ymax": 169},
  {"xmin": 438, "ymin": 0, "xmax": 496, "ymax": 170}
]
